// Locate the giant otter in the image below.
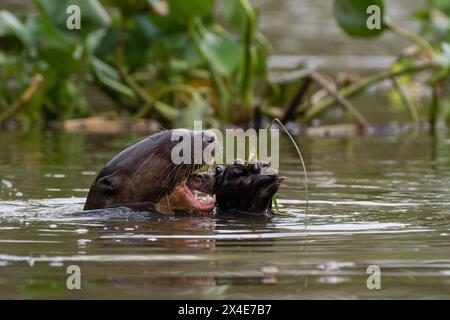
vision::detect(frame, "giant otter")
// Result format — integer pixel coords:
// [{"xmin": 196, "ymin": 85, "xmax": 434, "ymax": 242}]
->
[{"xmin": 84, "ymin": 129, "xmax": 283, "ymax": 216}]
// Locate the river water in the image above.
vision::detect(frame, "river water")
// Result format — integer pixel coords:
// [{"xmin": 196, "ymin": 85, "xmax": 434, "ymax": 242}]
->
[{"xmin": 0, "ymin": 127, "xmax": 449, "ymax": 299}]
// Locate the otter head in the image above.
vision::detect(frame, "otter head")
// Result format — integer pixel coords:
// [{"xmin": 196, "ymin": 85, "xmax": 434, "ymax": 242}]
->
[{"xmin": 83, "ymin": 129, "xmax": 219, "ymax": 212}]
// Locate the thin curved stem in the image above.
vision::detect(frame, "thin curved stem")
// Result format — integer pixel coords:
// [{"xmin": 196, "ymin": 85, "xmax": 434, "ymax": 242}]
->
[
  {"xmin": 267, "ymin": 118, "xmax": 308, "ymax": 226},
  {"xmin": 384, "ymin": 19, "xmax": 436, "ymax": 64}
]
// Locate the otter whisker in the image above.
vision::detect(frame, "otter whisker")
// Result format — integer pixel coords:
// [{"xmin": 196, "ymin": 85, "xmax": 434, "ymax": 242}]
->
[
  {"xmin": 163, "ymin": 164, "xmax": 181, "ymax": 188},
  {"xmin": 161, "ymin": 165, "xmax": 177, "ymax": 186},
  {"xmin": 157, "ymin": 164, "xmax": 181, "ymax": 201},
  {"xmin": 171, "ymin": 165, "xmax": 185, "ymax": 188}
]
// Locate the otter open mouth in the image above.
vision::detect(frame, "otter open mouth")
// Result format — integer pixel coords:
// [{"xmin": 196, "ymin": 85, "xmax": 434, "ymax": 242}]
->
[
  {"xmin": 181, "ymin": 174, "xmax": 216, "ymax": 211},
  {"xmin": 155, "ymin": 168, "xmax": 216, "ymax": 215}
]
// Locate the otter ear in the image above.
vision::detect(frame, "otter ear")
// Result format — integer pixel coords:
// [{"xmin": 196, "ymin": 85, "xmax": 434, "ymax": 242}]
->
[{"xmin": 98, "ymin": 175, "xmax": 121, "ymax": 193}]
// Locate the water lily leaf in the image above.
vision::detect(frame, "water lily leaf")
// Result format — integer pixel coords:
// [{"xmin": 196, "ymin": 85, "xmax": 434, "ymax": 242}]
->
[{"xmin": 334, "ymin": 0, "xmax": 386, "ymax": 37}]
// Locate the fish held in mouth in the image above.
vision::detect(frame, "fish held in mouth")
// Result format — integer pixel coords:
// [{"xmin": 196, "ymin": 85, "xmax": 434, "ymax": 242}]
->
[{"xmin": 155, "ymin": 171, "xmax": 216, "ymax": 215}]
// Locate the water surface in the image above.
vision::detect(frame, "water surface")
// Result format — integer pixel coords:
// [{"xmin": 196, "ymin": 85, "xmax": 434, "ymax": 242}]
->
[{"xmin": 1, "ymin": 127, "xmax": 449, "ymax": 299}]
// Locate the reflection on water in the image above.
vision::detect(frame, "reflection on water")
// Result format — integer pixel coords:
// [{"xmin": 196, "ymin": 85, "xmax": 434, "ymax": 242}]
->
[{"xmin": 0, "ymin": 128, "xmax": 450, "ymax": 299}]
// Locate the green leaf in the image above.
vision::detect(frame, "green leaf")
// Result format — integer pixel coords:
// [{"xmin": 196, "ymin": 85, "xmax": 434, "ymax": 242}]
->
[
  {"xmin": 23, "ymin": 14, "xmax": 80, "ymax": 74},
  {"xmin": 26, "ymin": 15, "xmax": 73, "ymax": 50},
  {"xmin": 0, "ymin": 10, "xmax": 33, "ymax": 47},
  {"xmin": 154, "ymin": 101, "xmax": 179, "ymax": 121},
  {"xmin": 167, "ymin": 0, "xmax": 213, "ymax": 23},
  {"xmin": 253, "ymin": 42, "xmax": 268, "ymax": 78},
  {"xmin": 223, "ymin": 0, "xmax": 245, "ymax": 30},
  {"xmin": 90, "ymin": 56, "xmax": 135, "ymax": 98},
  {"xmin": 223, "ymin": 0, "xmax": 257, "ymax": 33},
  {"xmin": 39, "ymin": 47, "xmax": 82, "ymax": 74},
  {"xmin": 92, "ymin": 17, "xmax": 157, "ymax": 72},
  {"xmin": 434, "ymin": 0, "xmax": 450, "ymax": 16},
  {"xmin": 33, "ymin": 0, "xmax": 110, "ymax": 38},
  {"xmin": 150, "ymin": 0, "xmax": 214, "ymax": 32},
  {"xmin": 86, "ymin": 29, "xmax": 134, "ymax": 98},
  {"xmin": 198, "ymin": 30, "xmax": 241, "ymax": 76},
  {"xmin": 334, "ymin": 0, "xmax": 386, "ymax": 37}
]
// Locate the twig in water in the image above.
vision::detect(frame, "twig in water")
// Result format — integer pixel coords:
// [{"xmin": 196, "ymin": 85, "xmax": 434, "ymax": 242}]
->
[
  {"xmin": 310, "ymin": 72, "xmax": 370, "ymax": 133},
  {"xmin": 303, "ymin": 63, "xmax": 434, "ymax": 121}
]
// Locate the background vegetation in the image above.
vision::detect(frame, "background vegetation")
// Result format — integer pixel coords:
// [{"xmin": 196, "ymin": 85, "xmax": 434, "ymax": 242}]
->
[{"xmin": 0, "ymin": 0, "xmax": 449, "ymax": 131}]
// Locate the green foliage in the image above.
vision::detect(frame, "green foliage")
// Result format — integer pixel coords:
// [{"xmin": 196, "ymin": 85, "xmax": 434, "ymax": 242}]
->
[
  {"xmin": 151, "ymin": 0, "xmax": 214, "ymax": 31},
  {"xmin": 327, "ymin": 0, "xmax": 449, "ymax": 129},
  {"xmin": 0, "ymin": 11, "xmax": 32, "ymax": 48},
  {"xmin": 0, "ymin": 0, "xmax": 271, "ymax": 128},
  {"xmin": 3, "ymin": 0, "xmax": 447, "ymax": 130},
  {"xmin": 334, "ymin": 0, "xmax": 386, "ymax": 37},
  {"xmin": 34, "ymin": 0, "xmax": 110, "ymax": 38}
]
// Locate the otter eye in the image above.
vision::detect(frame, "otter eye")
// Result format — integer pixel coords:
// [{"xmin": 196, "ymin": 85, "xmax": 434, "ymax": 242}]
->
[{"xmin": 98, "ymin": 175, "xmax": 121, "ymax": 193}]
